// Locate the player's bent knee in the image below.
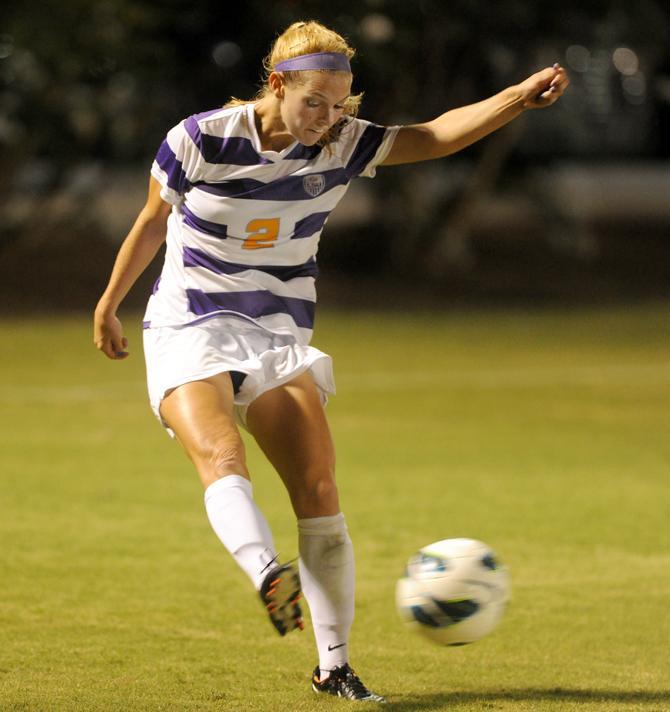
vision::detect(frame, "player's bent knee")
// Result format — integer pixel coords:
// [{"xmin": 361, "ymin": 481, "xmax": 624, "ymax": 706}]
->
[
  {"xmin": 293, "ymin": 470, "xmax": 339, "ymax": 514},
  {"xmin": 210, "ymin": 442, "xmax": 247, "ymax": 475},
  {"xmin": 190, "ymin": 435, "xmax": 248, "ymax": 482}
]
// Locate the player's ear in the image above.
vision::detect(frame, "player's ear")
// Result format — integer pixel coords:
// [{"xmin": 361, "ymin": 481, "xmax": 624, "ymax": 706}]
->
[{"xmin": 268, "ymin": 72, "xmax": 285, "ymax": 99}]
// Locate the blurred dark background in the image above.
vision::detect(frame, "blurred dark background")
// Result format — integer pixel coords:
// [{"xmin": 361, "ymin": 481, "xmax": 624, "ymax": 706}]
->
[{"xmin": 2, "ymin": 0, "xmax": 669, "ymax": 312}]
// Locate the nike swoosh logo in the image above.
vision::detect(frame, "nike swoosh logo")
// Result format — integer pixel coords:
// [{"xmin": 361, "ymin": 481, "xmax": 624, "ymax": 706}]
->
[{"xmin": 327, "ymin": 643, "xmax": 346, "ymax": 651}]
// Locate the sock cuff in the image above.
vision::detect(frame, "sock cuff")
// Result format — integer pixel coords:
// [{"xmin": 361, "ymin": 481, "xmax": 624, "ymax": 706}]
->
[
  {"xmin": 297, "ymin": 512, "xmax": 347, "ymax": 536},
  {"xmin": 204, "ymin": 474, "xmax": 252, "ymax": 504}
]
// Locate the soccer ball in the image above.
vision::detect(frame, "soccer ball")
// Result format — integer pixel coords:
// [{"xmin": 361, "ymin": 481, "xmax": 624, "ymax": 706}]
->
[{"xmin": 396, "ymin": 538, "xmax": 509, "ymax": 646}]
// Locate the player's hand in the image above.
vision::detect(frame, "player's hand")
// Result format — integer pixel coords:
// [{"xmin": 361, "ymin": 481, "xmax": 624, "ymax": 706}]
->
[
  {"xmin": 517, "ymin": 64, "xmax": 569, "ymax": 109},
  {"xmin": 94, "ymin": 310, "xmax": 129, "ymax": 360}
]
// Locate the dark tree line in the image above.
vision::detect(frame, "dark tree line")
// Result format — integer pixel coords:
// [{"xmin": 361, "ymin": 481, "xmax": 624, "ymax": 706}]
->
[{"xmin": 1, "ymin": 0, "xmax": 669, "ymax": 307}]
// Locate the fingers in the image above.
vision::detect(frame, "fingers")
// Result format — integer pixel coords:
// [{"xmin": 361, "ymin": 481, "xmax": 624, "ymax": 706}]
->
[
  {"xmin": 113, "ymin": 342, "xmax": 130, "ymax": 359},
  {"xmin": 548, "ymin": 63, "xmax": 569, "ymax": 93},
  {"xmin": 531, "ymin": 63, "xmax": 569, "ymax": 107},
  {"xmin": 94, "ymin": 313, "xmax": 130, "ymax": 360},
  {"xmin": 95, "ymin": 339, "xmax": 129, "ymax": 360},
  {"xmin": 109, "ymin": 335, "xmax": 129, "ymax": 359}
]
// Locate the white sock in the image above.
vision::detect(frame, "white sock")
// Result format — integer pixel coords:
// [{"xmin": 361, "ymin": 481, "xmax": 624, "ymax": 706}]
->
[
  {"xmin": 204, "ymin": 475, "xmax": 278, "ymax": 590},
  {"xmin": 298, "ymin": 513, "xmax": 355, "ymax": 679}
]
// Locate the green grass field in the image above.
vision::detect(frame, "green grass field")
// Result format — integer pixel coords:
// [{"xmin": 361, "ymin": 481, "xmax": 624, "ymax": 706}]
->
[{"xmin": 1, "ymin": 305, "xmax": 669, "ymax": 711}]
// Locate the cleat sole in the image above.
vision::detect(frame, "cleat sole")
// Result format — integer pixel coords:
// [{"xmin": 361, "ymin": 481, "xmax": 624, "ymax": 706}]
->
[{"xmin": 259, "ymin": 564, "xmax": 303, "ymax": 636}]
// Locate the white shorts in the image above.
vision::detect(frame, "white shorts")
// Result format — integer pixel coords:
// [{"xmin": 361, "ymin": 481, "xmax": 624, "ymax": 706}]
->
[{"xmin": 143, "ymin": 316, "xmax": 335, "ymax": 434}]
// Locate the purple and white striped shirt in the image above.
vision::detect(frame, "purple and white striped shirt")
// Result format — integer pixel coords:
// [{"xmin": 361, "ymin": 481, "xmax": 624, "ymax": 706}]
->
[{"xmin": 144, "ymin": 103, "xmax": 397, "ymax": 343}]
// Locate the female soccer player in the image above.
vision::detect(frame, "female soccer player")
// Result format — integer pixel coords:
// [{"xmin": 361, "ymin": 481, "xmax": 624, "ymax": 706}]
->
[{"xmin": 94, "ymin": 20, "xmax": 568, "ymax": 702}]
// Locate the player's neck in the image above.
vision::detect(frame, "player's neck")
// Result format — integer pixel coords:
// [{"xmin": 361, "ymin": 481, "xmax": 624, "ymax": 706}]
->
[{"xmin": 253, "ymin": 97, "xmax": 294, "ymax": 152}]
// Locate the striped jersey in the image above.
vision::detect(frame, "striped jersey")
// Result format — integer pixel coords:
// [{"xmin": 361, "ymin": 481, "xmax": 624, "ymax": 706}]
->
[{"xmin": 145, "ymin": 103, "xmax": 398, "ymax": 343}]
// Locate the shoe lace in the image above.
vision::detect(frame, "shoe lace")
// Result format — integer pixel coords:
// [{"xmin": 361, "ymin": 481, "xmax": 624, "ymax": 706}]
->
[{"xmin": 339, "ymin": 666, "xmax": 371, "ymax": 698}]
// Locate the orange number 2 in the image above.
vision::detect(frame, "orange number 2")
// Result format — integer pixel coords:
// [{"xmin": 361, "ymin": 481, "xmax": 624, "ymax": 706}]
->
[{"xmin": 243, "ymin": 218, "xmax": 280, "ymax": 250}]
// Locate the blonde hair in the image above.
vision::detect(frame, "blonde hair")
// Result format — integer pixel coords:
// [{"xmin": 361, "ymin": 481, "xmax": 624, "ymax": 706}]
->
[{"xmin": 226, "ymin": 21, "xmax": 362, "ymax": 147}]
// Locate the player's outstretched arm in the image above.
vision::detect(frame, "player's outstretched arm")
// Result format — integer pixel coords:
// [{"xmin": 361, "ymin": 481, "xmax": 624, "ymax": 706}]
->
[
  {"xmin": 382, "ymin": 64, "xmax": 569, "ymax": 166},
  {"xmin": 93, "ymin": 176, "xmax": 171, "ymax": 360}
]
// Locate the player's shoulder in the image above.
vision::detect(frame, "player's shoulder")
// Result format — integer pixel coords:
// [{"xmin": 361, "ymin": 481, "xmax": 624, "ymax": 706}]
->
[
  {"xmin": 339, "ymin": 115, "xmax": 379, "ymax": 135},
  {"xmin": 180, "ymin": 104, "xmax": 250, "ymax": 136},
  {"xmin": 335, "ymin": 116, "xmax": 387, "ymax": 146},
  {"xmin": 327, "ymin": 116, "xmax": 388, "ymax": 162}
]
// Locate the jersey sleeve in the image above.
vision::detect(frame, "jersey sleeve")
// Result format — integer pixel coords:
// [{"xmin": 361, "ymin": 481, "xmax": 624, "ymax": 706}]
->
[
  {"xmin": 150, "ymin": 118, "xmax": 203, "ymax": 205},
  {"xmin": 340, "ymin": 119, "xmax": 399, "ymax": 179}
]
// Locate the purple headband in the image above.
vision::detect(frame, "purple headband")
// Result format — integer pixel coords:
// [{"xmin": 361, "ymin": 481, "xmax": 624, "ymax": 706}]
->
[{"xmin": 274, "ymin": 51, "xmax": 351, "ymax": 73}]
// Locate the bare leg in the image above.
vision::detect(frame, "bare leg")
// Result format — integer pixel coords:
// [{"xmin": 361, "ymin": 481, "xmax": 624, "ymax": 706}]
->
[
  {"xmin": 160, "ymin": 373, "xmax": 278, "ymax": 589},
  {"xmin": 246, "ymin": 370, "xmax": 339, "ymax": 518},
  {"xmin": 159, "ymin": 372, "xmax": 248, "ymax": 487},
  {"xmin": 247, "ymin": 371, "xmax": 354, "ymax": 672}
]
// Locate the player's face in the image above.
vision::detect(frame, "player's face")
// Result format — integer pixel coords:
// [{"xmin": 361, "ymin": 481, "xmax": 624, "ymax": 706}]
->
[{"xmin": 280, "ymin": 72, "xmax": 352, "ymax": 146}]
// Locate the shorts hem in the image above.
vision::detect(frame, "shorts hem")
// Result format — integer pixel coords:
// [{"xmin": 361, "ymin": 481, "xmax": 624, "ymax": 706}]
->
[{"xmin": 143, "ymin": 319, "xmax": 334, "ymax": 438}]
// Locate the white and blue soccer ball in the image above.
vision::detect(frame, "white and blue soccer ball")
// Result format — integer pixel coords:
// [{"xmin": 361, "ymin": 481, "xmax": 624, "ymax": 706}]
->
[{"xmin": 396, "ymin": 538, "xmax": 510, "ymax": 646}]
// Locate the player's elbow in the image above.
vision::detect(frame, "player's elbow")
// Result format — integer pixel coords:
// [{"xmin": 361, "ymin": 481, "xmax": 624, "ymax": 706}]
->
[
  {"xmin": 135, "ymin": 203, "xmax": 171, "ymax": 242},
  {"xmin": 421, "ymin": 121, "xmax": 462, "ymax": 159}
]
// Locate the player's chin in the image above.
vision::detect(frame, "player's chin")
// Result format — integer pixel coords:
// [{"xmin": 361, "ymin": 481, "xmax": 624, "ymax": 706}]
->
[{"xmin": 302, "ymin": 129, "xmax": 325, "ymax": 145}]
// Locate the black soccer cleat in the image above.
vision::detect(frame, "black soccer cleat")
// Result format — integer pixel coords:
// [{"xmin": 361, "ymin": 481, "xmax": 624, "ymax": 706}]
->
[
  {"xmin": 312, "ymin": 664, "xmax": 386, "ymax": 703},
  {"xmin": 258, "ymin": 563, "xmax": 304, "ymax": 636}
]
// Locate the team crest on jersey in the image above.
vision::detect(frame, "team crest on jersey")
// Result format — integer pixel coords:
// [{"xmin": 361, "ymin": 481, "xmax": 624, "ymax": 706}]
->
[{"xmin": 303, "ymin": 174, "xmax": 326, "ymax": 197}]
